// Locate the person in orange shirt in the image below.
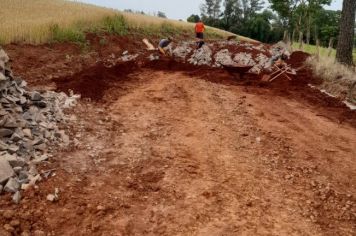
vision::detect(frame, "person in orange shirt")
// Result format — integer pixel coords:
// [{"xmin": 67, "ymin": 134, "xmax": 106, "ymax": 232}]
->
[
  {"xmin": 195, "ymin": 20, "xmax": 205, "ymax": 48},
  {"xmin": 195, "ymin": 20, "xmax": 205, "ymax": 39}
]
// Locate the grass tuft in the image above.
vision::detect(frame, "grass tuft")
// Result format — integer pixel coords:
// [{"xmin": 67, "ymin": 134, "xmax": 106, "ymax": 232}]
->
[
  {"xmin": 102, "ymin": 14, "xmax": 127, "ymax": 35},
  {"xmin": 49, "ymin": 24, "xmax": 86, "ymax": 43}
]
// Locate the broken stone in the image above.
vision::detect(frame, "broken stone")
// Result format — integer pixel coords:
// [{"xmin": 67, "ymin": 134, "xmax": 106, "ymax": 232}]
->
[
  {"xmin": 4, "ymin": 178, "xmax": 20, "ymax": 193},
  {"xmin": 30, "ymin": 91, "xmax": 43, "ymax": 101},
  {"xmin": 7, "ymin": 145, "xmax": 19, "ymax": 154},
  {"xmin": 4, "ymin": 153, "xmax": 25, "ymax": 167},
  {"xmin": 13, "ymin": 167, "xmax": 22, "ymax": 174},
  {"xmin": 46, "ymin": 188, "xmax": 59, "ymax": 202},
  {"xmin": 32, "ymin": 154, "xmax": 49, "ymax": 164},
  {"xmin": 0, "ymin": 140, "xmax": 9, "ymax": 151},
  {"xmin": 4, "ymin": 117, "xmax": 18, "ymax": 128},
  {"xmin": 12, "ymin": 191, "xmax": 21, "ymax": 204},
  {"xmin": 21, "ymin": 174, "xmax": 41, "ymax": 190},
  {"xmin": 46, "ymin": 194, "xmax": 56, "ymax": 202},
  {"xmin": 11, "ymin": 132, "xmax": 22, "ymax": 142},
  {"xmin": 0, "ymin": 49, "xmax": 9, "ymax": 63},
  {"xmin": 19, "ymin": 96, "xmax": 27, "ymax": 105},
  {"xmin": 22, "ymin": 128, "xmax": 32, "ymax": 139},
  {"xmin": 0, "ymin": 73, "xmax": 6, "ymax": 81},
  {"xmin": 28, "ymin": 165, "xmax": 38, "ymax": 176},
  {"xmin": 34, "ymin": 143, "xmax": 46, "ymax": 151},
  {"xmin": 33, "ymin": 101, "xmax": 47, "ymax": 108},
  {"xmin": 18, "ymin": 171, "xmax": 29, "ymax": 182},
  {"xmin": 0, "ymin": 158, "xmax": 14, "ymax": 184},
  {"xmin": 0, "ymin": 128, "xmax": 13, "ymax": 137}
]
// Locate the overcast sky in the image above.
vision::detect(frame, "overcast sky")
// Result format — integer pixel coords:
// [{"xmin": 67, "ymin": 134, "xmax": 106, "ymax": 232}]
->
[{"xmin": 76, "ymin": 0, "xmax": 343, "ymax": 20}]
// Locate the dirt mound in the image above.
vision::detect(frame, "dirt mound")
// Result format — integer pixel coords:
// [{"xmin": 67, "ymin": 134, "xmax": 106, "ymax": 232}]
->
[
  {"xmin": 286, "ymin": 51, "xmax": 310, "ymax": 68},
  {"xmin": 54, "ymin": 61, "xmax": 139, "ymax": 101}
]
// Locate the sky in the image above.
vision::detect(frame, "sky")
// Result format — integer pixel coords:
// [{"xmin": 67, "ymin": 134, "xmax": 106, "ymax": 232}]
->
[{"xmin": 76, "ymin": 0, "xmax": 343, "ymax": 20}]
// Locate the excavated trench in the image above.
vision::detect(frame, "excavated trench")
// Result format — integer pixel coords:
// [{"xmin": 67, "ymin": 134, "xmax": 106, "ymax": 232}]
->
[{"xmin": 54, "ymin": 53, "xmax": 356, "ymax": 127}]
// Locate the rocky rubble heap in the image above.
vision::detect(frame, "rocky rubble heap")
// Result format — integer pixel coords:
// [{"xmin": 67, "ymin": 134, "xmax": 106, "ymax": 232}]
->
[
  {"xmin": 146, "ymin": 40, "xmax": 288, "ymax": 74},
  {"xmin": 0, "ymin": 49, "xmax": 78, "ymax": 203}
]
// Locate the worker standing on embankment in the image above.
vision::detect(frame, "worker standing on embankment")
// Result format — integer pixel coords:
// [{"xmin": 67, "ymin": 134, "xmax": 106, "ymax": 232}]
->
[{"xmin": 195, "ymin": 20, "xmax": 205, "ymax": 48}]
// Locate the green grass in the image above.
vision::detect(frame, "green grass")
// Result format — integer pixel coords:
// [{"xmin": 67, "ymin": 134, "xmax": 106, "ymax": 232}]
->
[
  {"xmin": 1, "ymin": 0, "xmax": 248, "ymax": 45},
  {"xmin": 296, "ymin": 42, "xmax": 356, "ymax": 63}
]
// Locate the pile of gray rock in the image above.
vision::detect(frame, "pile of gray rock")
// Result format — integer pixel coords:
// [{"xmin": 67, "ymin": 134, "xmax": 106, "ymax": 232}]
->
[
  {"xmin": 188, "ymin": 45, "xmax": 213, "ymax": 66},
  {"xmin": 0, "ymin": 49, "xmax": 78, "ymax": 203},
  {"xmin": 167, "ymin": 40, "xmax": 282, "ymax": 73}
]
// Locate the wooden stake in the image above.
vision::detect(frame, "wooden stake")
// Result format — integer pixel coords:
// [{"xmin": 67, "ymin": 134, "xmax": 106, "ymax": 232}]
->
[
  {"xmin": 298, "ymin": 32, "xmax": 303, "ymax": 49},
  {"xmin": 327, "ymin": 38, "xmax": 334, "ymax": 57},
  {"xmin": 316, "ymin": 39, "xmax": 320, "ymax": 60}
]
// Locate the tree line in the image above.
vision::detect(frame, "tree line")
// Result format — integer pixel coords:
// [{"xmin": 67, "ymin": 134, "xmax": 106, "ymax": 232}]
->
[
  {"xmin": 188, "ymin": 0, "xmax": 356, "ymax": 65},
  {"xmin": 188, "ymin": 0, "xmax": 340, "ymax": 46},
  {"xmin": 124, "ymin": 9, "xmax": 167, "ymax": 18}
]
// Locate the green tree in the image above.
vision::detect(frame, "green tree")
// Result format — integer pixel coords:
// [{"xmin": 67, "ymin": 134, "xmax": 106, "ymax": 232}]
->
[
  {"xmin": 222, "ymin": 0, "xmax": 242, "ymax": 30},
  {"xmin": 269, "ymin": 0, "xmax": 300, "ymax": 25},
  {"xmin": 187, "ymin": 14, "xmax": 201, "ymax": 23},
  {"xmin": 314, "ymin": 9, "xmax": 341, "ymax": 46},
  {"xmin": 242, "ymin": 0, "xmax": 264, "ymax": 20},
  {"xmin": 201, "ymin": 0, "xmax": 222, "ymax": 26},
  {"xmin": 157, "ymin": 11, "xmax": 167, "ymax": 18}
]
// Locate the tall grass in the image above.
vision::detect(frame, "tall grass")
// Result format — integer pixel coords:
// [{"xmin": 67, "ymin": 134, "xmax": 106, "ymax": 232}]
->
[
  {"xmin": 0, "ymin": 0, "xmax": 244, "ymax": 45},
  {"xmin": 306, "ymin": 56, "xmax": 356, "ymax": 101}
]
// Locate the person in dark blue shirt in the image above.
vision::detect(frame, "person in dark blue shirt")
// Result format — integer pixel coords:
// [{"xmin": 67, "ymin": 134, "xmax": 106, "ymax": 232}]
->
[{"xmin": 158, "ymin": 37, "xmax": 173, "ymax": 55}]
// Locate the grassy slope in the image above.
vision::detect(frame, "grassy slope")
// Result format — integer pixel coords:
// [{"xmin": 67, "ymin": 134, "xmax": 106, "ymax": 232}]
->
[{"xmin": 0, "ymin": 0, "xmax": 254, "ymax": 45}]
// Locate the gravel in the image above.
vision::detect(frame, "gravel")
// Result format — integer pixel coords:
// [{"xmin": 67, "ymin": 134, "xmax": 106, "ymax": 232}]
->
[{"xmin": 0, "ymin": 48, "xmax": 79, "ymax": 202}]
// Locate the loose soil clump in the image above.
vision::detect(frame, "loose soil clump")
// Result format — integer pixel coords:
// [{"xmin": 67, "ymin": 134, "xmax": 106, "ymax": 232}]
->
[{"xmin": 54, "ymin": 61, "xmax": 139, "ymax": 101}]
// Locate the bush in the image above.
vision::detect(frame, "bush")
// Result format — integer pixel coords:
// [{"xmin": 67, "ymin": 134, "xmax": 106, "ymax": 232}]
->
[
  {"xmin": 102, "ymin": 14, "xmax": 127, "ymax": 35},
  {"xmin": 49, "ymin": 24, "xmax": 85, "ymax": 43}
]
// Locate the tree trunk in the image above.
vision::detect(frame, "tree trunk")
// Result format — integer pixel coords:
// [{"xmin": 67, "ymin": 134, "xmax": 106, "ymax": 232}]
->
[
  {"xmin": 299, "ymin": 32, "xmax": 303, "ymax": 49},
  {"xmin": 328, "ymin": 38, "xmax": 335, "ymax": 57},
  {"xmin": 283, "ymin": 30, "xmax": 289, "ymax": 43},
  {"xmin": 292, "ymin": 29, "xmax": 296, "ymax": 45},
  {"xmin": 336, "ymin": 0, "xmax": 356, "ymax": 65},
  {"xmin": 316, "ymin": 39, "xmax": 320, "ymax": 61},
  {"xmin": 306, "ymin": 15, "xmax": 311, "ymax": 45}
]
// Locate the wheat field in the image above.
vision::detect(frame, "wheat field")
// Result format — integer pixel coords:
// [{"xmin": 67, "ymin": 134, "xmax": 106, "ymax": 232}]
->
[{"xmin": 0, "ymin": 0, "xmax": 249, "ymax": 44}]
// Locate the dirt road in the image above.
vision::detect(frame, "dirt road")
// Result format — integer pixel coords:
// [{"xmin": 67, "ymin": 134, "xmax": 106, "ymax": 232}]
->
[{"xmin": 1, "ymin": 65, "xmax": 355, "ymax": 235}]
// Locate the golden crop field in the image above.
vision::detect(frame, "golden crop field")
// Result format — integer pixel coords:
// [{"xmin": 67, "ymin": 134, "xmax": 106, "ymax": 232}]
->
[{"xmin": 0, "ymin": 0, "xmax": 251, "ymax": 45}]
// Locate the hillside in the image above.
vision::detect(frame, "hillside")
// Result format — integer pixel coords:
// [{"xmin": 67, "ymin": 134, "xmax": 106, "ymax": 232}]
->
[{"xmin": 0, "ymin": 0, "xmax": 252, "ymax": 44}]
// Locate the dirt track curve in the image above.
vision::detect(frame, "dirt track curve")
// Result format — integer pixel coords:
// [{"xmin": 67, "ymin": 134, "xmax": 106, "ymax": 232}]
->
[{"xmin": 1, "ymin": 39, "xmax": 355, "ymax": 235}]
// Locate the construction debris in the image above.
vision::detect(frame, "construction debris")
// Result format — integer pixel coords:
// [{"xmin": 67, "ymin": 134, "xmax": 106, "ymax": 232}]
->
[
  {"xmin": 152, "ymin": 40, "xmax": 285, "ymax": 73},
  {"xmin": 188, "ymin": 45, "xmax": 212, "ymax": 66},
  {"xmin": 0, "ymin": 48, "xmax": 78, "ymax": 202},
  {"xmin": 214, "ymin": 49, "xmax": 234, "ymax": 66}
]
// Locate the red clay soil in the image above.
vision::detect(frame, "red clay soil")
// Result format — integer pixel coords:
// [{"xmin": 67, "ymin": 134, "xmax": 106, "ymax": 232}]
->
[
  {"xmin": 54, "ymin": 61, "xmax": 139, "ymax": 101},
  {"xmin": 7, "ymin": 36, "xmax": 350, "ymax": 127},
  {"xmin": 286, "ymin": 51, "xmax": 311, "ymax": 68},
  {"xmin": 53, "ymin": 53, "xmax": 355, "ymax": 127},
  {"xmin": 1, "ymin": 69, "xmax": 355, "ymax": 236},
  {"xmin": 1, "ymin": 38, "xmax": 356, "ymax": 235},
  {"xmin": 3, "ymin": 34, "xmax": 150, "ymax": 89}
]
